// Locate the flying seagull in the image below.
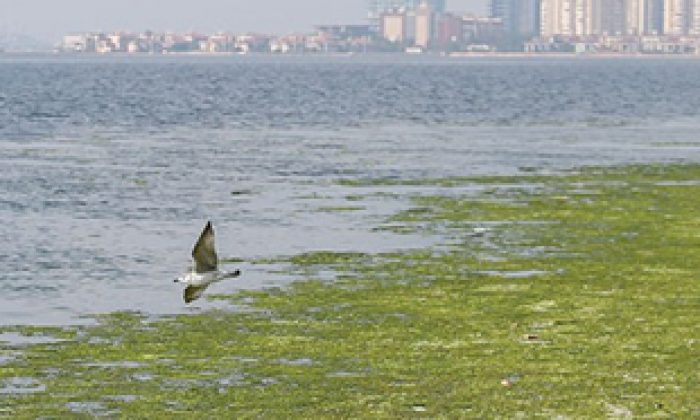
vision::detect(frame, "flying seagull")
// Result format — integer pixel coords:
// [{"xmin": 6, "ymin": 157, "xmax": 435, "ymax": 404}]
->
[{"xmin": 174, "ymin": 221, "xmax": 241, "ymax": 303}]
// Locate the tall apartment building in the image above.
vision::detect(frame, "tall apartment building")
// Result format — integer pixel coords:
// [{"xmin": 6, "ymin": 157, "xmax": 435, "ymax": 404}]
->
[
  {"xmin": 490, "ymin": 0, "xmax": 540, "ymax": 39},
  {"xmin": 626, "ymin": 0, "xmax": 645, "ymax": 34},
  {"xmin": 574, "ymin": 0, "xmax": 600, "ymax": 35},
  {"xmin": 381, "ymin": 12, "xmax": 406, "ymax": 42},
  {"xmin": 540, "ymin": 0, "xmax": 576, "ymax": 36},
  {"xmin": 415, "ymin": 2, "xmax": 432, "ymax": 48},
  {"xmin": 540, "ymin": 0, "xmax": 670, "ymax": 37},
  {"xmin": 664, "ymin": 0, "xmax": 686, "ymax": 34},
  {"xmin": 693, "ymin": 0, "xmax": 700, "ymax": 34},
  {"xmin": 601, "ymin": 0, "xmax": 626, "ymax": 35},
  {"xmin": 662, "ymin": 0, "xmax": 700, "ymax": 34}
]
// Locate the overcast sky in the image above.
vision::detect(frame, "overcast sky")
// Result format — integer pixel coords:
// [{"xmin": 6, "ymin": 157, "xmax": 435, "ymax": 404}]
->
[{"xmin": 0, "ymin": 0, "xmax": 488, "ymax": 41}]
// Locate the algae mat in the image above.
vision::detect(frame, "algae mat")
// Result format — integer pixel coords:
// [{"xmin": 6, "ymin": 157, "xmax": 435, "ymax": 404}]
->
[{"xmin": 1, "ymin": 164, "xmax": 698, "ymax": 418}]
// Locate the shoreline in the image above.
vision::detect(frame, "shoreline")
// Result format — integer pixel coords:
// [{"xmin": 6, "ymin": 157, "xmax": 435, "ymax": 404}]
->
[{"xmin": 3, "ymin": 51, "xmax": 700, "ymax": 60}]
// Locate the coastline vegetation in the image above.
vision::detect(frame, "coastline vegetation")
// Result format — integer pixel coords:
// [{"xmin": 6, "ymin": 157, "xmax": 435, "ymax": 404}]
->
[{"xmin": 1, "ymin": 164, "xmax": 698, "ymax": 417}]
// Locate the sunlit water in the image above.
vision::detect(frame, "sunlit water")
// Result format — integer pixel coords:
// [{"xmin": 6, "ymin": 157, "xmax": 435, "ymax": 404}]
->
[{"xmin": 2, "ymin": 54, "xmax": 700, "ymax": 325}]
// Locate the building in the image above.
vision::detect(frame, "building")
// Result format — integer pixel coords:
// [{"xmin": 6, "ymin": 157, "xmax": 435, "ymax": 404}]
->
[
  {"xmin": 405, "ymin": 10, "xmax": 417, "ymax": 42},
  {"xmin": 649, "ymin": 0, "xmax": 666, "ymax": 34},
  {"xmin": 693, "ymin": 0, "xmax": 700, "ymax": 34},
  {"xmin": 437, "ymin": 13, "xmax": 464, "ymax": 46},
  {"xmin": 663, "ymin": 0, "xmax": 700, "ymax": 35},
  {"xmin": 381, "ymin": 12, "xmax": 406, "ymax": 42},
  {"xmin": 315, "ymin": 25, "xmax": 373, "ymax": 40},
  {"xmin": 415, "ymin": 2, "xmax": 432, "ymax": 48},
  {"xmin": 62, "ymin": 34, "xmax": 88, "ymax": 52},
  {"xmin": 626, "ymin": 0, "xmax": 645, "ymax": 34},
  {"xmin": 490, "ymin": 0, "xmax": 540, "ymax": 40},
  {"xmin": 368, "ymin": 0, "xmax": 445, "ymax": 28},
  {"xmin": 664, "ymin": 0, "xmax": 684, "ymax": 34},
  {"xmin": 601, "ymin": 0, "xmax": 626, "ymax": 35},
  {"xmin": 540, "ymin": 0, "xmax": 648, "ymax": 37},
  {"xmin": 462, "ymin": 16, "xmax": 505, "ymax": 45},
  {"xmin": 540, "ymin": 0, "xmax": 566, "ymax": 36}
]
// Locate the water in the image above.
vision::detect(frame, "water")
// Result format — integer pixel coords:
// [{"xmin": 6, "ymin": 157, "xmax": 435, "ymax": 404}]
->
[{"xmin": 2, "ymin": 54, "xmax": 700, "ymax": 325}]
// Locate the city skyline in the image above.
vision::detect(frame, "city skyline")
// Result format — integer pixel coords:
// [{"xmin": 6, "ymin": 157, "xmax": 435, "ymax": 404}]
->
[
  {"xmin": 539, "ymin": 0, "xmax": 700, "ymax": 36},
  {"xmin": 0, "ymin": 0, "xmax": 488, "ymax": 42}
]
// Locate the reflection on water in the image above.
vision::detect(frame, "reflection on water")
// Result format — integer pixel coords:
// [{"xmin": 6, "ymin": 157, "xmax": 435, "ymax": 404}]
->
[{"xmin": 1, "ymin": 56, "xmax": 700, "ymax": 325}]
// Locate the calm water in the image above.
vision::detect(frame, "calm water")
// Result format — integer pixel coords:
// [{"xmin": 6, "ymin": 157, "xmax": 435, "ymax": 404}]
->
[{"xmin": 2, "ymin": 54, "xmax": 700, "ymax": 325}]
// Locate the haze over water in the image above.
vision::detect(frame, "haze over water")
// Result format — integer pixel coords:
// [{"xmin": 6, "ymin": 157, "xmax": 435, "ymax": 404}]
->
[{"xmin": 2, "ymin": 54, "xmax": 700, "ymax": 325}]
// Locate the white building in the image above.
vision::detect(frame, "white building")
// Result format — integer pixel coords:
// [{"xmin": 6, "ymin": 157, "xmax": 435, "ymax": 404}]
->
[
  {"xmin": 415, "ymin": 2, "xmax": 432, "ymax": 48},
  {"xmin": 62, "ymin": 35, "xmax": 87, "ymax": 52},
  {"xmin": 382, "ymin": 12, "xmax": 406, "ymax": 42},
  {"xmin": 541, "ymin": 0, "xmax": 649, "ymax": 37}
]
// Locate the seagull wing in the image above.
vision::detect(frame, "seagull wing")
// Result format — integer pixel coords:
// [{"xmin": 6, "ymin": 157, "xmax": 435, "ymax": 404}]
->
[
  {"xmin": 184, "ymin": 284, "xmax": 209, "ymax": 303},
  {"xmin": 192, "ymin": 221, "xmax": 218, "ymax": 273}
]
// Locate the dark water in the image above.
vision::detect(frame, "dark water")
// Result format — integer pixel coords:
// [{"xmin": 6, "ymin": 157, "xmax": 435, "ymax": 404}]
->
[{"xmin": 2, "ymin": 54, "xmax": 700, "ymax": 325}]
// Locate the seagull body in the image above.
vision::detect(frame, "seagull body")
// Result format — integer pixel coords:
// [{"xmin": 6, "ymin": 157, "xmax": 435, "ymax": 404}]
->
[{"xmin": 175, "ymin": 221, "xmax": 241, "ymax": 303}]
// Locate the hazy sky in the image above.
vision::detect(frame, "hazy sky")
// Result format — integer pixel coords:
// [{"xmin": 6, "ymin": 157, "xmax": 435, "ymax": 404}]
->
[{"xmin": 0, "ymin": 0, "xmax": 488, "ymax": 41}]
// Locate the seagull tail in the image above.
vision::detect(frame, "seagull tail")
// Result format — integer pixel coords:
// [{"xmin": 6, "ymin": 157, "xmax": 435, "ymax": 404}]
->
[{"xmin": 225, "ymin": 269, "xmax": 242, "ymax": 279}]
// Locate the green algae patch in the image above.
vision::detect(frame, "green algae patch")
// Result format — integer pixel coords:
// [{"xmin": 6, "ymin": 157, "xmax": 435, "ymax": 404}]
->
[{"xmin": 2, "ymin": 164, "xmax": 700, "ymax": 418}]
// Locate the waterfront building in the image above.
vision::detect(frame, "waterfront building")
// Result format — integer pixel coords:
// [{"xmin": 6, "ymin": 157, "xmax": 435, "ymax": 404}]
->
[
  {"xmin": 462, "ymin": 16, "xmax": 505, "ymax": 45},
  {"xmin": 540, "ymin": 0, "xmax": 568, "ymax": 36},
  {"xmin": 415, "ymin": 1, "xmax": 432, "ymax": 48},
  {"xmin": 601, "ymin": 0, "xmax": 626, "ymax": 35},
  {"xmin": 626, "ymin": 0, "xmax": 646, "ymax": 34},
  {"xmin": 541, "ymin": 0, "xmax": 647, "ymax": 37},
  {"xmin": 624, "ymin": 0, "xmax": 664, "ymax": 35},
  {"xmin": 693, "ymin": 0, "xmax": 700, "ymax": 34},
  {"xmin": 649, "ymin": 0, "xmax": 666, "ymax": 34},
  {"xmin": 381, "ymin": 11, "xmax": 406, "ymax": 42},
  {"xmin": 405, "ymin": 10, "xmax": 417, "ymax": 42},
  {"xmin": 62, "ymin": 34, "xmax": 88, "ymax": 52},
  {"xmin": 664, "ymin": 0, "xmax": 685, "ymax": 34},
  {"xmin": 368, "ymin": 0, "xmax": 445, "ymax": 29},
  {"xmin": 663, "ymin": 0, "xmax": 700, "ymax": 35},
  {"xmin": 490, "ymin": 0, "xmax": 540, "ymax": 40},
  {"xmin": 437, "ymin": 13, "xmax": 464, "ymax": 46}
]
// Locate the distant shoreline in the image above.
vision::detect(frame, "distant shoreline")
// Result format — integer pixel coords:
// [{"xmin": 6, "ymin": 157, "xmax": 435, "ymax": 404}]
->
[
  {"xmin": 3, "ymin": 51, "xmax": 700, "ymax": 60},
  {"xmin": 447, "ymin": 51, "xmax": 700, "ymax": 59}
]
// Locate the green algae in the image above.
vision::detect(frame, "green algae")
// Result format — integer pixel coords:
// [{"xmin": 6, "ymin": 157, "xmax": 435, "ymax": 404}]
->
[{"xmin": 1, "ymin": 164, "xmax": 699, "ymax": 418}]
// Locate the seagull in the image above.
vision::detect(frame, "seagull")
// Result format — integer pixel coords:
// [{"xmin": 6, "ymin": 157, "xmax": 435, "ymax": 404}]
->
[{"xmin": 174, "ymin": 221, "xmax": 241, "ymax": 303}]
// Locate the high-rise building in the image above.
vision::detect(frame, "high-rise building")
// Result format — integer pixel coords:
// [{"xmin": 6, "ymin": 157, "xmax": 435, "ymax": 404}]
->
[
  {"xmin": 692, "ymin": 0, "xmax": 700, "ymax": 34},
  {"xmin": 541, "ymin": 0, "xmax": 654, "ymax": 36},
  {"xmin": 664, "ymin": 0, "xmax": 685, "ymax": 34},
  {"xmin": 490, "ymin": 0, "xmax": 541, "ymax": 39},
  {"xmin": 437, "ymin": 13, "xmax": 464, "ymax": 45},
  {"xmin": 663, "ymin": 0, "xmax": 700, "ymax": 34},
  {"xmin": 641, "ymin": 0, "xmax": 665, "ymax": 34},
  {"xmin": 415, "ymin": 1, "xmax": 432, "ymax": 48},
  {"xmin": 622, "ymin": 0, "xmax": 664, "ymax": 35},
  {"xmin": 540, "ymin": 0, "xmax": 578, "ymax": 36},
  {"xmin": 626, "ymin": 0, "xmax": 646, "ymax": 34},
  {"xmin": 601, "ymin": 0, "xmax": 625, "ymax": 35},
  {"xmin": 540, "ymin": 0, "xmax": 562, "ymax": 36},
  {"xmin": 381, "ymin": 12, "xmax": 406, "ymax": 42},
  {"xmin": 574, "ymin": 0, "xmax": 601, "ymax": 35}
]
